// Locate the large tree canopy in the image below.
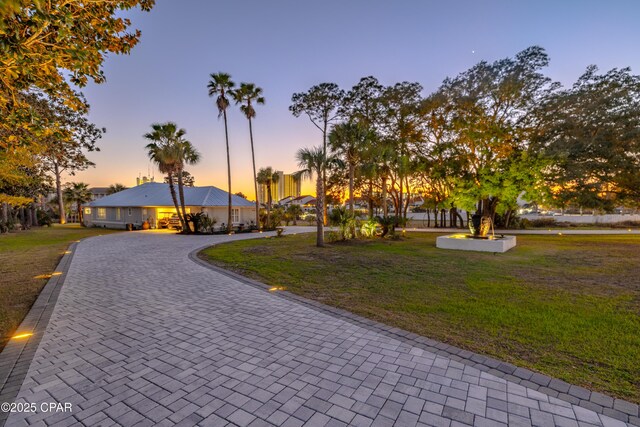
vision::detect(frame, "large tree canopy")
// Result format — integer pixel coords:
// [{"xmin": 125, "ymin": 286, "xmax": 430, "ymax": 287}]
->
[
  {"xmin": 0, "ymin": 0, "xmax": 154, "ymax": 148},
  {"xmin": 536, "ymin": 66, "xmax": 640, "ymax": 210}
]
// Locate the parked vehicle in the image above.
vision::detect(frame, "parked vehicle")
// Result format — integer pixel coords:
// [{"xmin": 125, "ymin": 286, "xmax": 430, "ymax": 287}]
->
[{"xmin": 158, "ymin": 215, "xmax": 182, "ymax": 230}]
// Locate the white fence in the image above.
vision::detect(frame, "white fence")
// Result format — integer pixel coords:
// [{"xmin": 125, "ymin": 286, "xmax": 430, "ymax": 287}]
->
[{"xmin": 520, "ymin": 214, "xmax": 640, "ymax": 224}]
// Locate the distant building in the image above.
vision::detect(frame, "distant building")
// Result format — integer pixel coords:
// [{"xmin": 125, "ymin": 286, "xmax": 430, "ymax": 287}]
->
[
  {"xmin": 278, "ymin": 195, "xmax": 316, "ymax": 212},
  {"xmin": 258, "ymin": 171, "xmax": 301, "ymax": 204},
  {"xmin": 89, "ymin": 187, "xmax": 109, "ymax": 200},
  {"xmin": 136, "ymin": 175, "xmax": 155, "ymax": 186}
]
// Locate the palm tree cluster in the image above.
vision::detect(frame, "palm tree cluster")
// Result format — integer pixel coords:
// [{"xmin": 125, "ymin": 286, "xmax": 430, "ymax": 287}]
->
[
  {"xmin": 208, "ymin": 73, "xmax": 265, "ymax": 233},
  {"xmin": 255, "ymin": 167, "xmax": 279, "ymax": 229},
  {"xmin": 144, "ymin": 122, "xmax": 200, "ymax": 232},
  {"xmin": 63, "ymin": 182, "xmax": 92, "ymax": 224},
  {"xmin": 292, "ymin": 46, "xmax": 640, "ymax": 247}
]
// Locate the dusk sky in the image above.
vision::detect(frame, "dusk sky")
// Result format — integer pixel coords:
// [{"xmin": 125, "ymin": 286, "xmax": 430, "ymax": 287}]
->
[{"xmin": 75, "ymin": 0, "xmax": 640, "ymax": 197}]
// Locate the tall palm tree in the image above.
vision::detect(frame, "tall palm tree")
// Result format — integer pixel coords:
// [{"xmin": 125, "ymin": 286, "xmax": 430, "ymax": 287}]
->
[
  {"xmin": 144, "ymin": 123, "xmax": 185, "ymax": 230},
  {"xmin": 256, "ymin": 167, "xmax": 279, "ymax": 229},
  {"xmin": 296, "ymin": 146, "xmax": 331, "ymax": 247},
  {"xmin": 231, "ymin": 82, "xmax": 265, "ymax": 230},
  {"xmin": 208, "ymin": 72, "xmax": 235, "ymax": 233},
  {"xmin": 328, "ymin": 121, "xmax": 371, "ymax": 215},
  {"xmin": 173, "ymin": 135, "xmax": 201, "ymax": 230},
  {"xmin": 107, "ymin": 183, "xmax": 127, "ymax": 195},
  {"xmin": 63, "ymin": 182, "xmax": 92, "ymax": 225}
]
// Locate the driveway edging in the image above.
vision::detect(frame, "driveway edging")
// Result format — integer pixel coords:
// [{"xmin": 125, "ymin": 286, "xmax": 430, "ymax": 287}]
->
[
  {"xmin": 189, "ymin": 240, "xmax": 640, "ymax": 426},
  {"xmin": 0, "ymin": 242, "xmax": 78, "ymax": 427}
]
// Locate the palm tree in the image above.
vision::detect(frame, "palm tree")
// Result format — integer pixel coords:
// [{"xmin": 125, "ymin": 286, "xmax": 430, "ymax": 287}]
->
[
  {"xmin": 231, "ymin": 82, "xmax": 265, "ymax": 230},
  {"xmin": 173, "ymin": 135, "xmax": 201, "ymax": 230},
  {"xmin": 328, "ymin": 121, "xmax": 371, "ymax": 215},
  {"xmin": 286, "ymin": 204, "xmax": 302, "ymax": 225},
  {"xmin": 208, "ymin": 72, "xmax": 235, "ymax": 233},
  {"xmin": 256, "ymin": 167, "xmax": 279, "ymax": 229},
  {"xmin": 107, "ymin": 183, "xmax": 127, "ymax": 195},
  {"xmin": 63, "ymin": 182, "xmax": 92, "ymax": 225},
  {"xmin": 144, "ymin": 123, "xmax": 185, "ymax": 231},
  {"xmin": 296, "ymin": 146, "xmax": 330, "ymax": 247}
]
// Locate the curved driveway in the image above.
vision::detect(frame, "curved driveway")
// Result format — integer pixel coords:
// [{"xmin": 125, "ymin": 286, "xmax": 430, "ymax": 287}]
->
[{"xmin": 6, "ymin": 229, "xmax": 636, "ymax": 426}]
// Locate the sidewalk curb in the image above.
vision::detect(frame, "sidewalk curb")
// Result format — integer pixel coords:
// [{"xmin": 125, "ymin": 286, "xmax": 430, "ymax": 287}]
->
[{"xmin": 0, "ymin": 242, "xmax": 77, "ymax": 427}]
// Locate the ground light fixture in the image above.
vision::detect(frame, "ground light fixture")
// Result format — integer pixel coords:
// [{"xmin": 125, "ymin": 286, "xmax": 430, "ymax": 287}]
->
[
  {"xmin": 12, "ymin": 332, "xmax": 33, "ymax": 340},
  {"xmin": 33, "ymin": 272, "xmax": 63, "ymax": 279},
  {"xmin": 268, "ymin": 286, "xmax": 285, "ymax": 292}
]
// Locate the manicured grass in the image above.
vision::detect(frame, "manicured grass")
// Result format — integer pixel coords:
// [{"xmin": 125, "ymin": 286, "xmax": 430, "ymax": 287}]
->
[
  {"xmin": 200, "ymin": 233, "xmax": 640, "ymax": 402},
  {"xmin": 0, "ymin": 224, "xmax": 121, "ymax": 349}
]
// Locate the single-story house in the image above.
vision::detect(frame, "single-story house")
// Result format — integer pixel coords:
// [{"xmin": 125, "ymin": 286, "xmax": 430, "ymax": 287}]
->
[{"xmin": 83, "ymin": 182, "xmax": 256, "ymax": 229}]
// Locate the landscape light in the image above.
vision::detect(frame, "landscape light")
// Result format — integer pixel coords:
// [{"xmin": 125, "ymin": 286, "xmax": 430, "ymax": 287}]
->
[
  {"xmin": 269, "ymin": 286, "xmax": 285, "ymax": 292},
  {"xmin": 12, "ymin": 332, "xmax": 33, "ymax": 340}
]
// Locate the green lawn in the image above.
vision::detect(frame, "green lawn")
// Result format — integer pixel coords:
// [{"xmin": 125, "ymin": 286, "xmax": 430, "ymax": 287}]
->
[
  {"xmin": 0, "ymin": 224, "xmax": 120, "ymax": 349},
  {"xmin": 200, "ymin": 233, "xmax": 640, "ymax": 402}
]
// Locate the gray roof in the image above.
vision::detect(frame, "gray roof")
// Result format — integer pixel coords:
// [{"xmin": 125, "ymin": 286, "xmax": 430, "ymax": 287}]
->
[{"xmin": 88, "ymin": 182, "xmax": 254, "ymax": 208}]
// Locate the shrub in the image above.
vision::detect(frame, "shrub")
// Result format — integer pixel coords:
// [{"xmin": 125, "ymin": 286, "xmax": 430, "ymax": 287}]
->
[
  {"xmin": 198, "ymin": 214, "xmax": 217, "ymax": 234},
  {"xmin": 330, "ymin": 207, "xmax": 359, "ymax": 241},
  {"xmin": 360, "ymin": 218, "xmax": 379, "ymax": 238},
  {"xmin": 529, "ymin": 218, "xmax": 557, "ymax": 228},
  {"xmin": 37, "ymin": 210, "xmax": 53, "ymax": 227}
]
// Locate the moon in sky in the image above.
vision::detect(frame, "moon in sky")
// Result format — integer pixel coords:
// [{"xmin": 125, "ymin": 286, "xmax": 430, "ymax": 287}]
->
[{"xmin": 472, "ymin": 50, "xmax": 475, "ymax": 54}]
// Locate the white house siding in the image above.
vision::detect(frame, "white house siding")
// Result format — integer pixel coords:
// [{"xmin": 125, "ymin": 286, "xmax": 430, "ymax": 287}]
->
[{"xmin": 202, "ymin": 207, "xmax": 256, "ymax": 227}]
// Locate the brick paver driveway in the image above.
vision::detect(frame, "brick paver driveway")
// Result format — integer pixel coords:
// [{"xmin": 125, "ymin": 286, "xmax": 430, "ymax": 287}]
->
[{"xmin": 4, "ymin": 230, "xmax": 636, "ymax": 426}]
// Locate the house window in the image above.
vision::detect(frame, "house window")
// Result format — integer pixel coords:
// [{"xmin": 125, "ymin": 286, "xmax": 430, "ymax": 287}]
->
[
  {"xmin": 128, "ymin": 208, "xmax": 132, "ymax": 216},
  {"xmin": 84, "ymin": 208, "xmax": 91, "ymax": 215},
  {"xmin": 116, "ymin": 208, "xmax": 121, "ymax": 220},
  {"xmin": 97, "ymin": 208, "xmax": 106, "ymax": 219},
  {"xmin": 232, "ymin": 208, "xmax": 240, "ymax": 223}
]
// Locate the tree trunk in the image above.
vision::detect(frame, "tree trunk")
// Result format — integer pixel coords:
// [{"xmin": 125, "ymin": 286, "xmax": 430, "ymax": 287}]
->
[
  {"xmin": 368, "ymin": 180, "xmax": 374, "ymax": 218},
  {"xmin": 381, "ymin": 176, "xmax": 388, "ymax": 218},
  {"xmin": 455, "ymin": 209, "xmax": 465, "ymax": 229},
  {"xmin": 30, "ymin": 205, "xmax": 37, "ymax": 227},
  {"xmin": 505, "ymin": 209, "xmax": 513, "ymax": 229},
  {"xmin": 398, "ymin": 172, "xmax": 403, "ymax": 224},
  {"xmin": 54, "ymin": 163, "xmax": 65, "ymax": 224},
  {"xmin": 26, "ymin": 206, "xmax": 32, "ymax": 227},
  {"xmin": 426, "ymin": 209, "xmax": 431, "ymax": 228},
  {"xmin": 348, "ymin": 163, "xmax": 355, "ymax": 215},
  {"xmin": 19, "ymin": 207, "xmax": 25, "ymax": 229},
  {"xmin": 322, "ymin": 121, "xmax": 328, "ymax": 226},
  {"xmin": 403, "ymin": 176, "xmax": 411, "ymax": 221},
  {"xmin": 167, "ymin": 172, "xmax": 186, "ymax": 230},
  {"xmin": 1, "ymin": 202, "xmax": 8, "ymax": 223},
  {"xmin": 315, "ymin": 175, "xmax": 324, "ymax": 247},
  {"xmin": 433, "ymin": 206, "xmax": 438, "ymax": 228},
  {"xmin": 223, "ymin": 109, "xmax": 232, "ymax": 233},
  {"xmin": 177, "ymin": 169, "xmax": 189, "ymax": 233},
  {"xmin": 266, "ymin": 186, "xmax": 272, "ymax": 229},
  {"xmin": 77, "ymin": 202, "xmax": 83, "ymax": 226},
  {"xmin": 248, "ymin": 118, "xmax": 260, "ymax": 230}
]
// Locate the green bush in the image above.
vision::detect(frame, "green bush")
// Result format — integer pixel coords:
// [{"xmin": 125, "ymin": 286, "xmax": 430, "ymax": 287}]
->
[
  {"xmin": 529, "ymin": 217, "xmax": 557, "ymax": 228},
  {"xmin": 37, "ymin": 210, "xmax": 53, "ymax": 227},
  {"xmin": 360, "ymin": 218, "xmax": 379, "ymax": 238}
]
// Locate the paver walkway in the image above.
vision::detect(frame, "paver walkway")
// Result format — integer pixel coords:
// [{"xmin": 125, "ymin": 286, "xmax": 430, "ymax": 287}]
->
[{"xmin": 3, "ymin": 230, "xmax": 637, "ymax": 426}]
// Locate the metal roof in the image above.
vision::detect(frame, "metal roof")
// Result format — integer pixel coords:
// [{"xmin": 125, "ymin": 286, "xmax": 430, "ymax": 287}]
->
[{"xmin": 88, "ymin": 182, "xmax": 255, "ymax": 208}]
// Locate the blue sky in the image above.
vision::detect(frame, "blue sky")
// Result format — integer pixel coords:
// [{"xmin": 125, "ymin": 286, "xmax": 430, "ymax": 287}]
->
[{"xmin": 75, "ymin": 0, "xmax": 640, "ymax": 196}]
